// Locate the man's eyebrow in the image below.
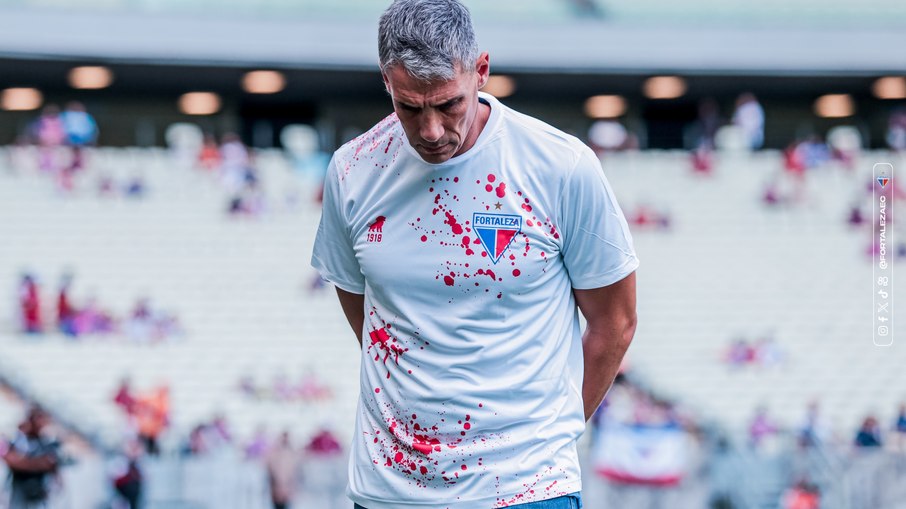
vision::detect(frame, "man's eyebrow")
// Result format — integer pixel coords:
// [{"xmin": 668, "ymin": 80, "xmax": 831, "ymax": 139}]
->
[
  {"xmin": 396, "ymin": 99, "xmax": 420, "ymax": 109},
  {"xmin": 435, "ymin": 96, "xmax": 463, "ymax": 108},
  {"xmin": 396, "ymin": 96, "xmax": 463, "ymax": 109}
]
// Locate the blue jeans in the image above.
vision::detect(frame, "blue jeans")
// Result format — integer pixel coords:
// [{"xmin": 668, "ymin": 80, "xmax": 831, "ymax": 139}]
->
[{"xmin": 354, "ymin": 492, "xmax": 582, "ymax": 508}]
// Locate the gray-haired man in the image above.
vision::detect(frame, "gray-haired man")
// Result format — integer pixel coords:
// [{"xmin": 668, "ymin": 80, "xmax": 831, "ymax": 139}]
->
[{"xmin": 311, "ymin": 1, "xmax": 639, "ymax": 507}]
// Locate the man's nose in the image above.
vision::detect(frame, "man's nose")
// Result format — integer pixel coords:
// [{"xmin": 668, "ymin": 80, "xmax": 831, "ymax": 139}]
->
[{"xmin": 419, "ymin": 113, "xmax": 444, "ymax": 144}]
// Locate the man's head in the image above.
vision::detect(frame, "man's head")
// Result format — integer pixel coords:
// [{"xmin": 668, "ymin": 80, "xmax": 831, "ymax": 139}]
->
[
  {"xmin": 378, "ymin": 0, "xmax": 490, "ymax": 163},
  {"xmin": 24, "ymin": 406, "xmax": 49, "ymax": 437}
]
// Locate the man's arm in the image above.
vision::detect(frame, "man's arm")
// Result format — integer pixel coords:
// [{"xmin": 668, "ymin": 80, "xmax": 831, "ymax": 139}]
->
[
  {"xmin": 2, "ymin": 449, "xmax": 57, "ymax": 474},
  {"xmin": 574, "ymin": 271, "xmax": 637, "ymax": 421},
  {"xmin": 336, "ymin": 287, "xmax": 365, "ymax": 348}
]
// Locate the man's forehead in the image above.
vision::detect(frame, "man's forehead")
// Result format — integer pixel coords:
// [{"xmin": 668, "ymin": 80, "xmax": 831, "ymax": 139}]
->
[{"xmin": 386, "ymin": 66, "xmax": 470, "ymax": 104}]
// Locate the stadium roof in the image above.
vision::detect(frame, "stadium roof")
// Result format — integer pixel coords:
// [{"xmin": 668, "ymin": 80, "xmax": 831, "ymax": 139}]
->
[{"xmin": 0, "ymin": 2, "xmax": 904, "ymax": 75}]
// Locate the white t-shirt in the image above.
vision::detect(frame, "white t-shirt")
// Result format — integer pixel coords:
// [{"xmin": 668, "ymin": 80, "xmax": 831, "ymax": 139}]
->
[{"xmin": 312, "ymin": 92, "xmax": 639, "ymax": 509}]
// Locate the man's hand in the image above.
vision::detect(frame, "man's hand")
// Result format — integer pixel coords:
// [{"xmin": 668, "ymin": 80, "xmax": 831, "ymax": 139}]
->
[
  {"xmin": 336, "ymin": 287, "xmax": 365, "ymax": 348},
  {"xmin": 574, "ymin": 271, "xmax": 637, "ymax": 421}
]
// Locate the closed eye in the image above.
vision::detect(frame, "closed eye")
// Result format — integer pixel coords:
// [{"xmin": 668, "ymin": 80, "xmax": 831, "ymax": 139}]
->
[{"xmin": 438, "ymin": 97, "xmax": 463, "ymax": 112}]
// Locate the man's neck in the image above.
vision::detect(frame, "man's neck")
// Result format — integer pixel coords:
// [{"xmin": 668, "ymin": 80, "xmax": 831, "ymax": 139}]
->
[{"xmin": 454, "ymin": 100, "xmax": 491, "ymax": 157}]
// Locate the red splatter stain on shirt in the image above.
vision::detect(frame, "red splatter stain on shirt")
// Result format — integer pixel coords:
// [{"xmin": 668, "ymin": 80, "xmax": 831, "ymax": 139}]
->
[
  {"xmin": 512, "ymin": 269, "xmax": 521, "ymax": 277},
  {"xmin": 421, "ymin": 235, "xmax": 428, "ymax": 242},
  {"xmin": 487, "ymin": 174, "xmax": 496, "ymax": 183},
  {"xmin": 443, "ymin": 275, "xmax": 455, "ymax": 286},
  {"xmin": 485, "ymin": 184, "xmax": 493, "ymax": 192},
  {"xmin": 445, "ymin": 211, "xmax": 464, "ymax": 235},
  {"xmin": 495, "ymin": 182, "xmax": 506, "ymax": 198},
  {"xmin": 476, "ymin": 269, "xmax": 496, "ymax": 281}
]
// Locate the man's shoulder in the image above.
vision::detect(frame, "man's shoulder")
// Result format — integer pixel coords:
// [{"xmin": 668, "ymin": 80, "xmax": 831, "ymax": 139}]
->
[
  {"xmin": 499, "ymin": 103, "xmax": 588, "ymax": 162},
  {"xmin": 333, "ymin": 112, "xmax": 403, "ymax": 167}
]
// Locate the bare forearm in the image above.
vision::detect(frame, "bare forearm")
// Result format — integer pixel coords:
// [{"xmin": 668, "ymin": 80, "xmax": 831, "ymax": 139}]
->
[
  {"xmin": 581, "ymin": 320, "xmax": 635, "ymax": 421},
  {"xmin": 3, "ymin": 452, "xmax": 56, "ymax": 473}
]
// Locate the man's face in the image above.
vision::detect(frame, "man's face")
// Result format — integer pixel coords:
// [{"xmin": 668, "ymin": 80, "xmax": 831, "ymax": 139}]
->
[{"xmin": 383, "ymin": 53, "xmax": 489, "ymax": 164}]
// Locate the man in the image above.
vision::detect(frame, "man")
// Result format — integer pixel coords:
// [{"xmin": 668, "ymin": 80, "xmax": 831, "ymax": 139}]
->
[
  {"xmin": 2, "ymin": 407, "xmax": 60, "ymax": 509},
  {"xmin": 266, "ymin": 431, "xmax": 300, "ymax": 509},
  {"xmin": 311, "ymin": 1, "xmax": 638, "ymax": 507}
]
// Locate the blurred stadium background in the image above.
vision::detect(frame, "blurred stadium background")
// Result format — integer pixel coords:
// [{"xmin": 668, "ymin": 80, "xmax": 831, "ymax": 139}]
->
[{"xmin": 0, "ymin": 0, "xmax": 905, "ymax": 508}]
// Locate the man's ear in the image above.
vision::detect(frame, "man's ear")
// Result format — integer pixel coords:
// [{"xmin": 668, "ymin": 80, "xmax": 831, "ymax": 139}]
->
[
  {"xmin": 475, "ymin": 52, "xmax": 490, "ymax": 89},
  {"xmin": 381, "ymin": 71, "xmax": 392, "ymax": 96}
]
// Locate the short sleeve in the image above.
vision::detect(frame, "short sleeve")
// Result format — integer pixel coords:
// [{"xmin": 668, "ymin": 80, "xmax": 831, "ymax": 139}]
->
[
  {"xmin": 310, "ymin": 158, "xmax": 366, "ymax": 294},
  {"xmin": 559, "ymin": 146, "xmax": 639, "ymax": 290}
]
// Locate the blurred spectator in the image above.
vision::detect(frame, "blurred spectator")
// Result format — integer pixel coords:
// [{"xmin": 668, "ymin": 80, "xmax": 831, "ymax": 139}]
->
[
  {"xmin": 97, "ymin": 173, "xmax": 116, "ymax": 197},
  {"xmin": 57, "ymin": 273, "xmax": 77, "ymax": 337},
  {"xmin": 60, "ymin": 101, "xmax": 98, "ymax": 147},
  {"xmin": 724, "ymin": 335, "xmax": 785, "ymax": 369},
  {"xmin": 125, "ymin": 298, "xmax": 183, "ymax": 343},
  {"xmin": 781, "ymin": 479, "xmax": 820, "ymax": 509},
  {"xmin": 135, "ymin": 386, "xmax": 170, "ymax": 456},
  {"xmin": 854, "ymin": 416, "xmax": 882, "ymax": 448},
  {"xmin": 266, "ymin": 431, "xmax": 300, "ymax": 509},
  {"xmin": 887, "ymin": 108, "xmax": 906, "ymax": 151},
  {"xmin": 847, "ymin": 201, "xmax": 866, "ymax": 228},
  {"xmin": 588, "ymin": 120, "xmax": 638, "ymax": 155},
  {"xmin": 60, "ymin": 101, "xmax": 97, "ymax": 181},
  {"xmin": 797, "ymin": 135, "xmax": 830, "ymax": 169},
  {"xmin": 628, "ymin": 204, "xmax": 671, "ymax": 231},
  {"xmin": 220, "ymin": 133, "xmax": 250, "ymax": 193},
  {"xmin": 73, "ymin": 296, "xmax": 118, "ymax": 336},
  {"xmin": 305, "ymin": 429, "xmax": 342, "ymax": 456},
  {"xmin": 124, "ymin": 174, "xmax": 147, "ymax": 199},
  {"xmin": 18, "ymin": 274, "xmax": 42, "ymax": 334},
  {"xmin": 687, "ymin": 97, "xmax": 721, "ymax": 151},
  {"xmin": 113, "ymin": 378, "xmax": 138, "ymax": 416},
  {"xmin": 110, "ymin": 440, "xmax": 143, "ymax": 509},
  {"xmin": 724, "ymin": 338, "xmax": 755, "ymax": 367},
  {"xmin": 237, "ymin": 372, "xmax": 333, "ymax": 404},
  {"xmin": 731, "ymin": 93, "xmax": 764, "ymax": 150},
  {"xmin": 210, "ymin": 414, "xmax": 233, "ymax": 448},
  {"xmin": 199, "ymin": 134, "xmax": 222, "ymax": 172},
  {"xmin": 227, "ymin": 178, "xmax": 266, "ymax": 218},
  {"xmin": 894, "ymin": 403, "xmax": 906, "ymax": 452},
  {"xmin": 748, "ymin": 406, "xmax": 778, "ymax": 449},
  {"xmin": 244, "ymin": 426, "xmax": 271, "ymax": 460},
  {"xmin": 797, "ymin": 402, "xmax": 830, "ymax": 448},
  {"xmin": 126, "ymin": 299, "xmax": 153, "ymax": 342},
  {"xmin": 31, "ymin": 105, "xmax": 66, "ymax": 172},
  {"xmin": 753, "ymin": 336, "xmax": 784, "ymax": 367},
  {"xmin": 2, "ymin": 406, "xmax": 60, "ymax": 509},
  {"xmin": 690, "ymin": 146, "xmax": 713, "ymax": 175}
]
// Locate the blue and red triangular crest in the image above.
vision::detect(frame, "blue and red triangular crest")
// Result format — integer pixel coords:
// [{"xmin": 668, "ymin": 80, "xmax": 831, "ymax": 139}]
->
[
  {"xmin": 878, "ymin": 177, "xmax": 889, "ymax": 188},
  {"xmin": 473, "ymin": 213, "xmax": 522, "ymax": 264}
]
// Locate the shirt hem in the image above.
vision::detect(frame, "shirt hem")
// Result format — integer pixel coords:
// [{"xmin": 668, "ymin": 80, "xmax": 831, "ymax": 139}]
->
[
  {"xmin": 571, "ymin": 256, "xmax": 639, "ymax": 290},
  {"xmin": 348, "ymin": 479, "xmax": 583, "ymax": 509}
]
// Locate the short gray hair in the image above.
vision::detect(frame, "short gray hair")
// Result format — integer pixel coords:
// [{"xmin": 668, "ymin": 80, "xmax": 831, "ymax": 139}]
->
[{"xmin": 378, "ymin": 0, "xmax": 479, "ymax": 81}]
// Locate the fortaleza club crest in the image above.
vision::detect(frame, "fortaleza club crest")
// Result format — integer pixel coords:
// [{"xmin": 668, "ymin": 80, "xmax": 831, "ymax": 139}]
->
[{"xmin": 473, "ymin": 213, "xmax": 522, "ymax": 264}]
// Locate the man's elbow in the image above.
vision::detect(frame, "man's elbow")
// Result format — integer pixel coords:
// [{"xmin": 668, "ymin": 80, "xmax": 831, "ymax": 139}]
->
[
  {"xmin": 620, "ymin": 312, "xmax": 638, "ymax": 350},
  {"xmin": 585, "ymin": 311, "xmax": 637, "ymax": 354}
]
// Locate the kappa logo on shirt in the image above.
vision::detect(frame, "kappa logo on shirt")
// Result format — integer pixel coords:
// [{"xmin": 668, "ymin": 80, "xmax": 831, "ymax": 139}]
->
[
  {"xmin": 367, "ymin": 216, "xmax": 385, "ymax": 243},
  {"xmin": 473, "ymin": 213, "xmax": 522, "ymax": 264}
]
